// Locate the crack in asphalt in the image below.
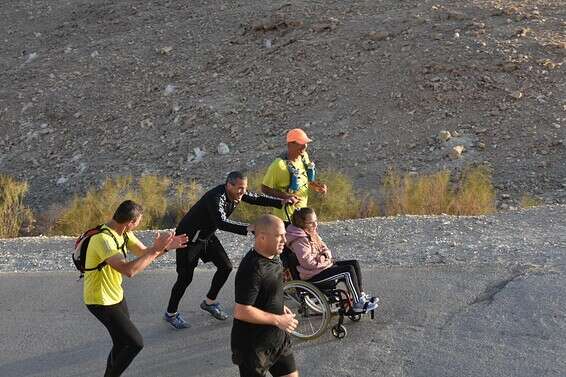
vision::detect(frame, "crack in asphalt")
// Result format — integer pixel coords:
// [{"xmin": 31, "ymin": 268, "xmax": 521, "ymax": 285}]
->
[
  {"xmin": 468, "ymin": 267, "xmax": 527, "ymax": 306},
  {"xmin": 439, "ymin": 265, "xmax": 544, "ymax": 331}
]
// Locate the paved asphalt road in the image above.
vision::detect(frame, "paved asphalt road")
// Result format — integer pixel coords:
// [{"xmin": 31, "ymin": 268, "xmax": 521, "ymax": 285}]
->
[{"xmin": 1, "ymin": 264, "xmax": 565, "ymax": 377}]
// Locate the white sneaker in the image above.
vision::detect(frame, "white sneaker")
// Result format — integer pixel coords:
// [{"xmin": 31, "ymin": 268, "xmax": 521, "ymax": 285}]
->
[
  {"xmin": 360, "ymin": 292, "xmax": 379, "ymax": 304},
  {"xmin": 352, "ymin": 298, "xmax": 378, "ymax": 313}
]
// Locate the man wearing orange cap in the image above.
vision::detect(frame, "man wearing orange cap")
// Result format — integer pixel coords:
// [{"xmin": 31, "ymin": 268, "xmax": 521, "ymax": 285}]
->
[{"xmin": 261, "ymin": 128, "xmax": 327, "ymax": 221}]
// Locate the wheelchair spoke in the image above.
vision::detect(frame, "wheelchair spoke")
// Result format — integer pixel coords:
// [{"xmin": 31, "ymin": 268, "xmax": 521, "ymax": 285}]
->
[{"xmin": 283, "ymin": 280, "xmax": 331, "ymax": 340}]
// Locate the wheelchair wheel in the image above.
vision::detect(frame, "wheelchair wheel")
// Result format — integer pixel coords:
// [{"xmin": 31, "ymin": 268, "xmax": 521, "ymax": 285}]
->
[
  {"xmin": 283, "ymin": 280, "xmax": 331, "ymax": 340},
  {"xmin": 331, "ymin": 324, "xmax": 347, "ymax": 339}
]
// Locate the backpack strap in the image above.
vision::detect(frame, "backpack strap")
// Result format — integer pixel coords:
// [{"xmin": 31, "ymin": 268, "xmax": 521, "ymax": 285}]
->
[
  {"xmin": 81, "ymin": 225, "xmax": 128, "ymax": 272},
  {"xmin": 280, "ymin": 153, "xmax": 309, "ymax": 192},
  {"xmin": 99, "ymin": 226, "xmax": 128, "ymax": 260},
  {"xmin": 79, "ymin": 225, "xmax": 107, "ymax": 272}
]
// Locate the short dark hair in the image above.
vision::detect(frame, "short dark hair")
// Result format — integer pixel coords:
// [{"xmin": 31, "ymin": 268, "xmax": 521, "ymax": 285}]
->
[
  {"xmin": 113, "ymin": 200, "xmax": 143, "ymax": 223},
  {"xmin": 291, "ymin": 207, "xmax": 315, "ymax": 229},
  {"xmin": 226, "ymin": 171, "xmax": 247, "ymax": 185}
]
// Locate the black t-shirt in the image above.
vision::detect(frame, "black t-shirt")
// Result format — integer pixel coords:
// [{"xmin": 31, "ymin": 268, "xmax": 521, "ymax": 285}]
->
[{"xmin": 231, "ymin": 248, "xmax": 287, "ymax": 352}]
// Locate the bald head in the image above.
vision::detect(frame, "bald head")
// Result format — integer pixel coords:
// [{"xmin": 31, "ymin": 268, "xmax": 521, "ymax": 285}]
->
[
  {"xmin": 255, "ymin": 214, "xmax": 283, "ymax": 234},
  {"xmin": 253, "ymin": 215, "xmax": 286, "ymax": 258}
]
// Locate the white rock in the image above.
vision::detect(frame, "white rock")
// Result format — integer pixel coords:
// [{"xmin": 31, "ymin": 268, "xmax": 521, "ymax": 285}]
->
[
  {"xmin": 56, "ymin": 177, "xmax": 68, "ymax": 185},
  {"xmin": 449, "ymin": 145, "xmax": 465, "ymax": 159},
  {"xmin": 164, "ymin": 84, "xmax": 176, "ymax": 96},
  {"xmin": 159, "ymin": 46, "xmax": 174, "ymax": 55},
  {"xmin": 217, "ymin": 142, "xmax": 230, "ymax": 155},
  {"xmin": 189, "ymin": 147, "xmax": 205, "ymax": 163},
  {"xmin": 90, "ymin": 50, "xmax": 99, "ymax": 58},
  {"xmin": 25, "ymin": 52, "xmax": 38, "ymax": 64},
  {"xmin": 509, "ymin": 90, "xmax": 523, "ymax": 99},
  {"xmin": 439, "ymin": 130, "xmax": 452, "ymax": 142},
  {"xmin": 21, "ymin": 103, "xmax": 33, "ymax": 113},
  {"xmin": 140, "ymin": 119, "xmax": 153, "ymax": 128}
]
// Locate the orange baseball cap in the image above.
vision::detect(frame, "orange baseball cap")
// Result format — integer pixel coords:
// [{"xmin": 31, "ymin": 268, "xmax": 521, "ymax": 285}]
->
[{"xmin": 286, "ymin": 128, "xmax": 312, "ymax": 144}]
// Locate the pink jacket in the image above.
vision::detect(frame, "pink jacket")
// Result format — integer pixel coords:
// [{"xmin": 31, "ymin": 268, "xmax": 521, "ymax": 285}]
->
[{"xmin": 285, "ymin": 224, "xmax": 333, "ymax": 280}]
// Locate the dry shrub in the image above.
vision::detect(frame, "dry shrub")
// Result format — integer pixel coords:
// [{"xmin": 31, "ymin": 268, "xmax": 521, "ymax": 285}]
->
[
  {"xmin": 52, "ymin": 177, "xmax": 137, "ymax": 235},
  {"xmin": 232, "ymin": 169, "xmax": 379, "ymax": 223},
  {"xmin": 309, "ymin": 170, "xmax": 378, "ymax": 221},
  {"xmin": 382, "ymin": 166, "xmax": 495, "ymax": 216},
  {"xmin": 519, "ymin": 194, "xmax": 542, "ymax": 208},
  {"xmin": 52, "ymin": 176, "xmax": 203, "ymax": 235},
  {"xmin": 0, "ymin": 175, "xmax": 34, "ymax": 238},
  {"xmin": 136, "ymin": 175, "xmax": 170, "ymax": 229},
  {"xmin": 383, "ymin": 170, "xmax": 452, "ymax": 215},
  {"xmin": 451, "ymin": 166, "xmax": 496, "ymax": 215},
  {"xmin": 165, "ymin": 180, "xmax": 203, "ymax": 227}
]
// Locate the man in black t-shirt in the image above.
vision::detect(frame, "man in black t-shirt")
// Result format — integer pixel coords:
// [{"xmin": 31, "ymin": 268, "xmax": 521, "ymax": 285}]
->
[{"xmin": 231, "ymin": 215, "xmax": 299, "ymax": 377}]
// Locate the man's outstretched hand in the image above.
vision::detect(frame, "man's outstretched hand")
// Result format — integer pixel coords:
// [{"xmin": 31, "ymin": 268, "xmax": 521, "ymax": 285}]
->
[{"xmin": 169, "ymin": 234, "xmax": 188, "ymax": 250}]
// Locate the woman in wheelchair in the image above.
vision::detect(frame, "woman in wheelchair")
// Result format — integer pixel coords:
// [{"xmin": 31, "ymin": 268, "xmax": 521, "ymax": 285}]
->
[{"xmin": 285, "ymin": 207, "xmax": 378, "ymax": 313}]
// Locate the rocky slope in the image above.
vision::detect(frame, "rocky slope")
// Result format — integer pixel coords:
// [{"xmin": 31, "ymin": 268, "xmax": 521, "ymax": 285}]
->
[{"xmin": 1, "ymin": 0, "xmax": 565, "ymax": 212}]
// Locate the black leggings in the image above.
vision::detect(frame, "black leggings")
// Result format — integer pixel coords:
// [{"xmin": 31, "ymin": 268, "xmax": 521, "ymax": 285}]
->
[
  {"xmin": 167, "ymin": 235, "xmax": 233, "ymax": 313},
  {"xmin": 87, "ymin": 299, "xmax": 144, "ymax": 377},
  {"xmin": 308, "ymin": 260, "xmax": 364, "ymax": 302}
]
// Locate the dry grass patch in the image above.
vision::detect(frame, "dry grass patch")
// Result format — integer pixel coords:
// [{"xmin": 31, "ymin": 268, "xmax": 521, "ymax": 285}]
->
[
  {"xmin": 451, "ymin": 167, "xmax": 496, "ymax": 215},
  {"xmin": 519, "ymin": 194, "xmax": 542, "ymax": 208},
  {"xmin": 165, "ymin": 180, "xmax": 203, "ymax": 226},
  {"xmin": 52, "ymin": 176, "xmax": 201, "ymax": 235},
  {"xmin": 232, "ymin": 169, "xmax": 379, "ymax": 223},
  {"xmin": 0, "ymin": 175, "xmax": 34, "ymax": 238},
  {"xmin": 382, "ymin": 166, "xmax": 495, "ymax": 216}
]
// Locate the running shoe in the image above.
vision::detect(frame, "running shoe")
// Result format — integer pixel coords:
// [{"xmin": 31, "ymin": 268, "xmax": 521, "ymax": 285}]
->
[
  {"xmin": 352, "ymin": 298, "xmax": 378, "ymax": 313},
  {"xmin": 361, "ymin": 292, "xmax": 379, "ymax": 304},
  {"xmin": 163, "ymin": 312, "xmax": 191, "ymax": 329},
  {"xmin": 200, "ymin": 300, "xmax": 229, "ymax": 320}
]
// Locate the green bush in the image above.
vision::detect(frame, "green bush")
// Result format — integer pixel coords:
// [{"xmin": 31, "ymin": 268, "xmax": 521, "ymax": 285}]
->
[{"xmin": 0, "ymin": 175, "xmax": 34, "ymax": 238}]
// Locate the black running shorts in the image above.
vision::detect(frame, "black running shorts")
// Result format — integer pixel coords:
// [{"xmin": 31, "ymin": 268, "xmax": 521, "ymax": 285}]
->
[{"xmin": 233, "ymin": 346, "xmax": 296, "ymax": 377}]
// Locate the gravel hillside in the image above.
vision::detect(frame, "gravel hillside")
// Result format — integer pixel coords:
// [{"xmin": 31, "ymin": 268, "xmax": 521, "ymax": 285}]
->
[{"xmin": 1, "ymin": 0, "xmax": 565, "ymax": 212}]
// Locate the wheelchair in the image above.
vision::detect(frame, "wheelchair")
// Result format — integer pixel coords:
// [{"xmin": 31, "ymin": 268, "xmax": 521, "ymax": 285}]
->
[{"xmin": 280, "ymin": 248, "xmax": 376, "ymax": 340}]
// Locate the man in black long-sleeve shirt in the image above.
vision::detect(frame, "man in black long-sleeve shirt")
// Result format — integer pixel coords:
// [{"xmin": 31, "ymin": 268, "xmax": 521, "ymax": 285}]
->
[{"xmin": 164, "ymin": 171, "xmax": 289, "ymax": 329}]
